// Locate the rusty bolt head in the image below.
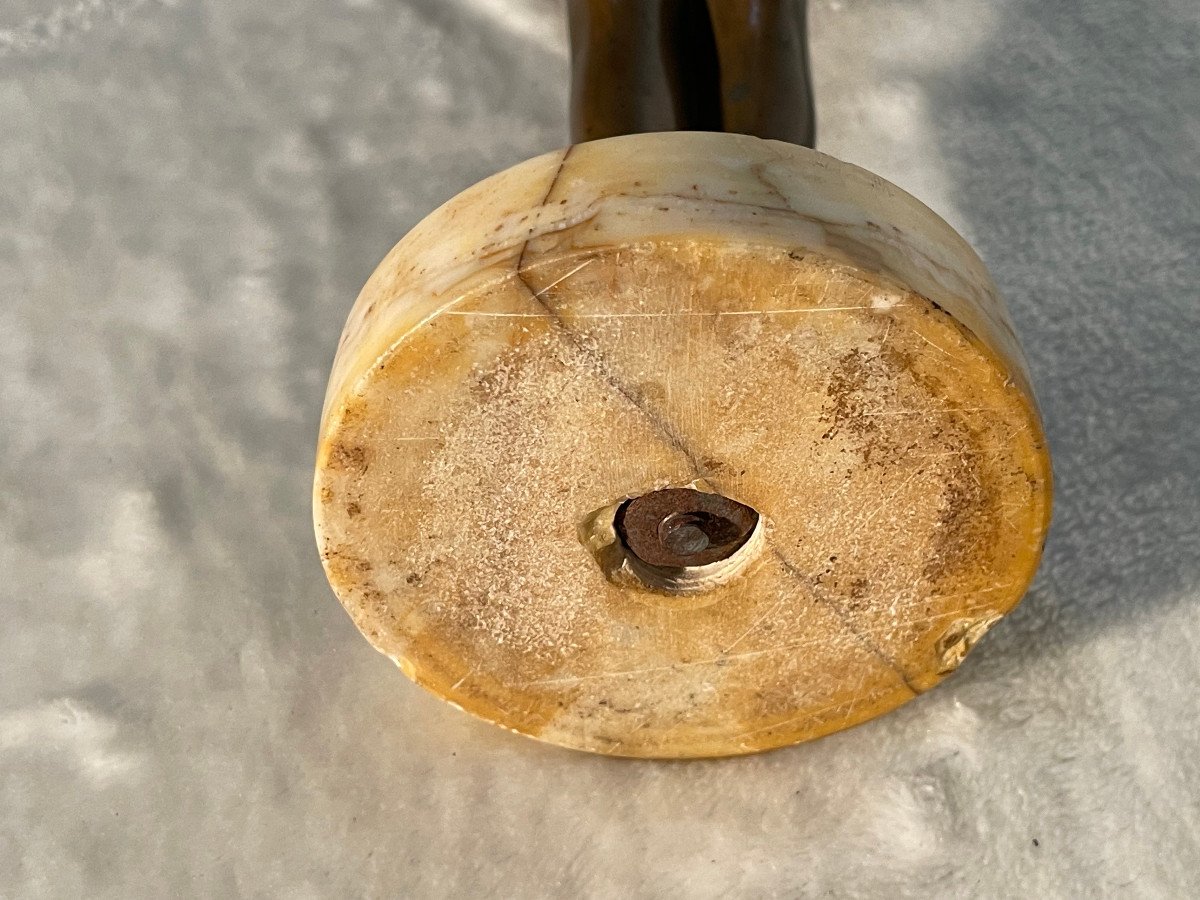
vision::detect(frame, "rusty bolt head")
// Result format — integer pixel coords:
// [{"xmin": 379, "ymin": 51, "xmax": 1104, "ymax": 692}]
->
[{"xmin": 614, "ymin": 488, "xmax": 759, "ymax": 569}]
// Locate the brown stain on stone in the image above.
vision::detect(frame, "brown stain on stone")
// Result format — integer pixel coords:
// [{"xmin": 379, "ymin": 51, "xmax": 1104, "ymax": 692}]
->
[
  {"xmin": 924, "ymin": 454, "xmax": 991, "ymax": 583},
  {"xmin": 326, "ymin": 441, "xmax": 368, "ymax": 473}
]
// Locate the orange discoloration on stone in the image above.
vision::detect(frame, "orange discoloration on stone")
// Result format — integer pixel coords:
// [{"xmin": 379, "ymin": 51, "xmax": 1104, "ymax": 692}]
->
[{"xmin": 314, "ymin": 134, "xmax": 1051, "ymax": 758}]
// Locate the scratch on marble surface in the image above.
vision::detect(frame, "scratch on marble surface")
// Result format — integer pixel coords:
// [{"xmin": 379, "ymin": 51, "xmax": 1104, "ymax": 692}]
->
[
  {"xmin": 858, "ymin": 407, "xmax": 1005, "ymax": 417},
  {"xmin": 529, "ymin": 258, "xmax": 596, "ymax": 298},
  {"xmin": 519, "ymin": 639, "xmax": 835, "ymax": 689},
  {"xmin": 733, "ymin": 687, "xmax": 898, "ymax": 742},
  {"xmin": 913, "ymin": 330, "xmax": 968, "ymax": 363},
  {"xmin": 443, "ymin": 303, "xmax": 915, "ymax": 319},
  {"xmin": 721, "ymin": 587, "xmax": 803, "ymax": 654},
  {"xmin": 856, "ymin": 469, "xmax": 924, "ymax": 531}
]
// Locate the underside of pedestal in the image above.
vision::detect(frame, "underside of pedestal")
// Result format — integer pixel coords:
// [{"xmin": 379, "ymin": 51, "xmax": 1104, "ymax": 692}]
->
[{"xmin": 315, "ymin": 235, "xmax": 1050, "ymax": 757}]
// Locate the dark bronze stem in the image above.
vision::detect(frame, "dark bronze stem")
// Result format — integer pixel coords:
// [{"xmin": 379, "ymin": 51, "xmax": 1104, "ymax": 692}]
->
[{"xmin": 567, "ymin": 0, "xmax": 815, "ymax": 147}]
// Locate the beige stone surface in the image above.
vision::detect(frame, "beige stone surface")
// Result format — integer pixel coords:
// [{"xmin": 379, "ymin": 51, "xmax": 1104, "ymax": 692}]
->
[{"xmin": 315, "ymin": 132, "xmax": 1050, "ymax": 757}]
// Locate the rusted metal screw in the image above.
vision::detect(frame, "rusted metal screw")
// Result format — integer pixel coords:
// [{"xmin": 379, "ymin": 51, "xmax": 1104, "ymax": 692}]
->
[{"xmin": 615, "ymin": 487, "xmax": 759, "ymax": 570}]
